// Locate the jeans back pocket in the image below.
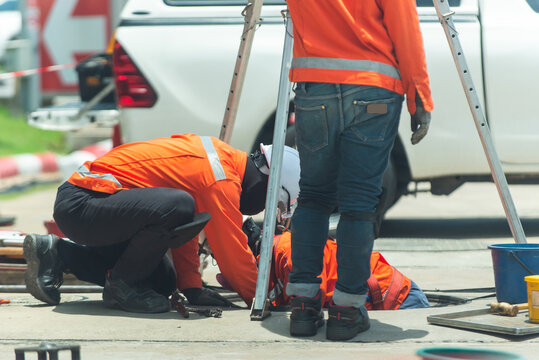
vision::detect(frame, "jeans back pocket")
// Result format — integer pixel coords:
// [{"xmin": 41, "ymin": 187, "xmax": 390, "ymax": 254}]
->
[
  {"xmin": 295, "ymin": 103, "xmax": 329, "ymax": 152},
  {"xmin": 350, "ymin": 97, "xmax": 400, "ymax": 142}
]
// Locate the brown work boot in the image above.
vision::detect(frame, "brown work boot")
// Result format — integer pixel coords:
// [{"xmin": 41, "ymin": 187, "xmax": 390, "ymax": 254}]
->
[
  {"xmin": 102, "ymin": 273, "xmax": 170, "ymax": 313},
  {"xmin": 326, "ymin": 300, "xmax": 370, "ymax": 341},
  {"xmin": 289, "ymin": 291, "xmax": 324, "ymax": 337}
]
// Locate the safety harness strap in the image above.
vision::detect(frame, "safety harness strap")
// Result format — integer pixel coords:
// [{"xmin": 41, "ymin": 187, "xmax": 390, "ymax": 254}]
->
[
  {"xmin": 382, "ymin": 267, "xmax": 405, "ymax": 310},
  {"xmin": 366, "ymin": 274, "xmax": 384, "ymax": 310}
]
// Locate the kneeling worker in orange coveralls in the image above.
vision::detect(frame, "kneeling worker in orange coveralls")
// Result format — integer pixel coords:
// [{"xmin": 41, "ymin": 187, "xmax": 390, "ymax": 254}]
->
[
  {"xmin": 215, "ymin": 217, "xmax": 430, "ymax": 311},
  {"xmin": 23, "ymin": 134, "xmax": 300, "ymax": 313}
]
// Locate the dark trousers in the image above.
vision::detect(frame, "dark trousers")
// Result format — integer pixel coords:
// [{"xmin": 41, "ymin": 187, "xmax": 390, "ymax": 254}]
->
[
  {"xmin": 57, "ymin": 239, "xmax": 177, "ymax": 296},
  {"xmin": 53, "ymin": 182, "xmax": 196, "ymax": 289}
]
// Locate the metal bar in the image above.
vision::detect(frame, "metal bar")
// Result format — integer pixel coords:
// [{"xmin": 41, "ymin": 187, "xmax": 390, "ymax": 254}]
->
[
  {"xmin": 71, "ymin": 81, "xmax": 115, "ymax": 123},
  {"xmin": 433, "ymin": 0, "xmax": 526, "ymax": 244},
  {"xmin": 219, "ymin": 0, "xmax": 264, "ymax": 143},
  {"xmin": 0, "ymin": 285, "xmax": 103, "ymax": 293},
  {"xmin": 250, "ymin": 10, "xmax": 293, "ymax": 321}
]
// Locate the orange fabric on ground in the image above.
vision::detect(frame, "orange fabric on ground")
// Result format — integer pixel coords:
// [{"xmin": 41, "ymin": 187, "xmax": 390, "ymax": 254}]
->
[
  {"xmin": 67, "ymin": 134, "xmax": 258, "ymax": 305},
  {"xmin": 287, "ymin": 0, "xmax": 433, "ymax": 114},
  {"xmin": 269, "ymin": 232, "xmax": 411, "ymax": 309}
]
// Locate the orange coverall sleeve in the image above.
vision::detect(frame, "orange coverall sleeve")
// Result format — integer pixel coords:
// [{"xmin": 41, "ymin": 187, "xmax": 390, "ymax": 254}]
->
[
  {"xmin": 379, "ymin": 0, "xmax": 434, "ymax": 114},
  {"xmin": 196, "ymin": 181, "xmax": 258, "ymax": 307},
  {"xmin": 171, "ymin": 238, "xmax": 202, "ymax": 291}
]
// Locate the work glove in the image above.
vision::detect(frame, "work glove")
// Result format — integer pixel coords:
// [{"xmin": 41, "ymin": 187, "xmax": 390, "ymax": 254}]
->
[
  {"xmin": 182, "ymin": 287, "xmax": 237, "ymax": 307},
  {"xmin": 242, "ymin": 217, "xmax": 262, "ymax": 257},
  {"xmin": 410, "ymin": 95, "xmax": 431, "ymax": 145}
]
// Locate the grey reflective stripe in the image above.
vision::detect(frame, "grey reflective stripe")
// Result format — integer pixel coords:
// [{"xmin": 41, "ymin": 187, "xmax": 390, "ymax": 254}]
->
[
  {"xmin": 291, "ymin": 57, "xmax": 401, "ymax": 80},
  {"xmin": 76, "ymin": 165, "xmax": 123, "ymax": 188},
  {"xmin": 200, "ymin": 136, "xmax": 226, "ymax": 181}
]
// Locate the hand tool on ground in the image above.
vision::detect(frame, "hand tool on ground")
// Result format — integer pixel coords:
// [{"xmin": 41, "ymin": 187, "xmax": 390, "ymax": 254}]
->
[
  {"xmin": 433, "ymin": 0, "xmax": 526, "ymax": 244},
  {"xmin": 170, "ymin": 290, "xmax": 224, "ymax": 318},
  {"xmin": 490, "ymin": 302, "xmax": 528, "ymax": 317},
  {"xmin": 0, "ymin": 299, "xmax": 10, "ymax": 305}
]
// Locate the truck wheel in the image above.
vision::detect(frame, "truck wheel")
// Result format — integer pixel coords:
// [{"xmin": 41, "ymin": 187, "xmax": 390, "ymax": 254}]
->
[
  {"xmin": 252, "ymin": 120, "xmax": 296, "ymax": 153},
  {"xmin": 379, "ymin": 157, "xmax": 398, "ymax": 217}
]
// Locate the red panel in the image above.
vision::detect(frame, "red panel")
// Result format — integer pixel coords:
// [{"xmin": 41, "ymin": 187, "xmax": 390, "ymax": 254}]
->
[{"xmin": 38, "ymin": 0, "xmax": 112, "ymax": 93}]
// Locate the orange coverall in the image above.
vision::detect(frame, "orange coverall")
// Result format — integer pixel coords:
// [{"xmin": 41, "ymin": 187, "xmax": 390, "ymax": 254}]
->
[
  {"xmin": 269, "ymin": 232, "xmax": 411, "ymax": 310},
  {"xmin": 67, "ymin": 134, "xmax": 258, "ymax": 305},
  {"xmin": 287, "ymin": 0, "xmax": 434, "ymax": 115}
]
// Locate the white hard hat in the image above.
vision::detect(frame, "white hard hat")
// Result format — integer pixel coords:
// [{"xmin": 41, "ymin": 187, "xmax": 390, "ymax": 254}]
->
[{"xmin": 260, "ymin": 143, "xmax": 300, "ymax": 218}]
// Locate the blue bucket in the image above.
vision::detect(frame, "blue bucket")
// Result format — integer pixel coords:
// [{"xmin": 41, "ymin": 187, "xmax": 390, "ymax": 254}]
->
[{"xmin": 488, "ymin": 243, "xmax": 539, "ymax": 304}]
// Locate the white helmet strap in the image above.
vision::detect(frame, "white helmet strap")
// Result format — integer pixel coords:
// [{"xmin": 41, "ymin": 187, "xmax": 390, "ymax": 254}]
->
[{"xmin": 250, "ymin": 151, "xmax": 270, "ymax": 175}]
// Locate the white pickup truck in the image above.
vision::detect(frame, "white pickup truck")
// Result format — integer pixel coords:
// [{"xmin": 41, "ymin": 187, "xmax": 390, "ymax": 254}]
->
[{"xmin": 34, "ymin": 0, "xmax": 539, "ymax": 214}]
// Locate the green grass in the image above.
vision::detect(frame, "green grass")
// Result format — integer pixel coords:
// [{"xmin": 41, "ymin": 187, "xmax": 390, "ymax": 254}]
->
[{"xmin": 0, "ymin": 105, "xmax": 68, "ymax": 156}]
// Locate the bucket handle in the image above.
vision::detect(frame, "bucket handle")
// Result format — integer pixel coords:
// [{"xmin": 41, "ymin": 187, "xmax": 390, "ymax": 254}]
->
[{"xmin": 509, "ymin": 251, "xmax": 536, "ymax": 275}]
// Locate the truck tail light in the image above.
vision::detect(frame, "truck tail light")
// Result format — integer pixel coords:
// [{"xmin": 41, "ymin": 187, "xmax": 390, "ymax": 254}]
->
[{"xmin": 112, "ymin": 41, "xmax": 157, "ymax": 108}]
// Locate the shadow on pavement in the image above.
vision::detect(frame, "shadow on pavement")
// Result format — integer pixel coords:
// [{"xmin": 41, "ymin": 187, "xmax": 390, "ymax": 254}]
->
[
  {"xmin": 48, "ymin": 298, "xmax": 197, "ymax": 320},
  {"xmin": 379, "ymin": 217, "xmax": 539, "ymax": 239},
  {"xmin": 260, "ymin": 314, "xmax": 429, "ymax": 342}
]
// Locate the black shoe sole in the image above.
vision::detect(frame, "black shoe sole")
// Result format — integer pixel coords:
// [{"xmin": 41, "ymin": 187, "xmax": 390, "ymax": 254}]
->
[
  {"xmin": 290, "ymin": 318, "xmax": 325, "ymax": 337},
  {"xmin": 102, "ymin": 289, "xmax": 170, "ymax": 314},
  {"xmin": 326, "ymin": 320, "xmax": 370, "ymax": 341},
  {"xmin": 23, "ymin": 235, "xmax": 59, "ymax": 306}
]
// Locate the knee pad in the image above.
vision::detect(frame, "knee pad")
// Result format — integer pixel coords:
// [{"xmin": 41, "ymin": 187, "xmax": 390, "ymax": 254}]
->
[{"xmin": 340, "ymin": 211, "xmax": 380, "ymax": 239}]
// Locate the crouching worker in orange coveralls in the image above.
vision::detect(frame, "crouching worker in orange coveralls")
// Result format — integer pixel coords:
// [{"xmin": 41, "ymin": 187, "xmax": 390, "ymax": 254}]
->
[
  {"xmin": 23, "ymin": 134, "xmax": 300, "ymax": 313},
  {"xmin": 216, "ymin": 218, "xmax": 429, "ymax": 310}
]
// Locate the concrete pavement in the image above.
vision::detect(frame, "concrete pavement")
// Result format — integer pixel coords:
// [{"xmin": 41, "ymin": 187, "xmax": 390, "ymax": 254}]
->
[{"xmin": 1, "ymin": 182, "xmax": 538, "ymax": 359}]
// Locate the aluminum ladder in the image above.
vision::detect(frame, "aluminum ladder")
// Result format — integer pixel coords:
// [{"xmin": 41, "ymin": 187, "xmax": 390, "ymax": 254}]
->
[{"xmin": 433, "ymin": 0, "xmax": 526, "ymax": 244}]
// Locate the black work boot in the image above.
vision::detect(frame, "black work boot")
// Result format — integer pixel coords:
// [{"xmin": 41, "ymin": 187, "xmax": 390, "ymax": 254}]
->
[
  {"xmin": 326, "ymin": 300, "xmax": 370, "ymax": 341},
  {"xmin": 23, "ymin": 234, "xmax": 65, "ymax": 305},
  {"xmin": 289, "ymin": 291, "xmax": 324, "ymax": 337},
  {"xmin": 102, "ymin": 273, "xmax": 170, "ymax": 313}
]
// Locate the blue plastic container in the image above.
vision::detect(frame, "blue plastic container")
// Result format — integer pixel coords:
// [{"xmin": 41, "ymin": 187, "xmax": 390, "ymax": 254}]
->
[
  {"xmin": 417, "ymin": 347, "xmax": 524, "ymax": 360},
  {"xmin": 488, "ymin": 243, "xmax": 539, "ymax": 304}
]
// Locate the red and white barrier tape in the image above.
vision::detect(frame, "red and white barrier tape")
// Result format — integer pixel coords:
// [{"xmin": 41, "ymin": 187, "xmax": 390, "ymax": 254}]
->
[{"xmin": 0, "ymin": 62, "xmax": 76, "ymax": 81}]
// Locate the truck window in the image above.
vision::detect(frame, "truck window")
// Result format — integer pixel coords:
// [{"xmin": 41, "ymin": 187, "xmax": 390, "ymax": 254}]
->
[
  {"xmin": 526, "ymin": 0, "xmax": 539, "ymax": 12},
  {"xmin": 416, "ymin": 0, "xmax": 461, "ymax": 6}
]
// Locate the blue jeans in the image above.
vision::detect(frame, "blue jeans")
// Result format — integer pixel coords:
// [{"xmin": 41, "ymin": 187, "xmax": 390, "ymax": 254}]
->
[{"xmin": 287, "ymin": 82, "xmax": 403, "ymax": 305}]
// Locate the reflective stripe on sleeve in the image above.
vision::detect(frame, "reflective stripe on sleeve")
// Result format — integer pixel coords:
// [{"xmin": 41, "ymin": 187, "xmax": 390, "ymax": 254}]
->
[
  {"xmin": 291, "ymin": 57, "xmax": 401, "ymax": 80},
  {"xmin": 200, "ymin": 136, "xmax": 226, "ymax": 181},
  {"xmin": 76, "ymin": 165, "xmax": 123, "ymax": 188}
]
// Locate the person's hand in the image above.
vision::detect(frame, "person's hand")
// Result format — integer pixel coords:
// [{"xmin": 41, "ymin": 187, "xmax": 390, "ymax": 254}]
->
[
  {"xmin": 182, "ymin": 287, "xmax": 237, "ymax": 307},
  {"xmin": 242, "ymin": 217, "xmax": 261, "ymax": 256},
  {"xmin": 410, "ymin": 96, "xmax": 431, "ymax": 145}
]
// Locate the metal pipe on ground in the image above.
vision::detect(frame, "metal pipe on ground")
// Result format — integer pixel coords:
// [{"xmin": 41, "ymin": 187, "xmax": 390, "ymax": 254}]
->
[{"xmin": 0, "ymin": 285, "xmax": 103, "ymax": 293}]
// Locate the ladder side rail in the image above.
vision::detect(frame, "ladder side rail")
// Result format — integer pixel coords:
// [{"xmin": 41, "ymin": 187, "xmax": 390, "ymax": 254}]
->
[
  {"xmin": 219, "ymin": 0, "xmax": 265, "ymax": 143},
  {"xmin": 433, "ymin": 0, "xmax": 526, "ymax": 243},
  {"xmin": 250, "ymin": 11, "xmax": 294, "ymax": 320}
]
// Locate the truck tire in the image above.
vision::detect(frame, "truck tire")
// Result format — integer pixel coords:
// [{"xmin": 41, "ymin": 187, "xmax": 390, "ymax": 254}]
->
[{"xmin": 377, "ymin": 156, "xmax": 399, "ymax": 228}]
